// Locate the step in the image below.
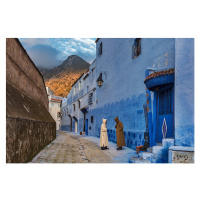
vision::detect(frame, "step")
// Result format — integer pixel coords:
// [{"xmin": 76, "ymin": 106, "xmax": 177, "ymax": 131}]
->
[
  {"xmin": 138, "ymin": 151, "xmax": 145, "ymax": 157},
  {"xmin": 142, "ymin": 152, "xmax": 152, "ymax": 160},
  {"xmin": 162, "ymin": 138, "xmax": 174, "ymax": 147},
  {"xmin": 147, "ymin": 147, "xmax": 153, "ymax": 153},
  {"xmin": 152, "ymin": 145, "xmax": 163, "ymax": 154}
]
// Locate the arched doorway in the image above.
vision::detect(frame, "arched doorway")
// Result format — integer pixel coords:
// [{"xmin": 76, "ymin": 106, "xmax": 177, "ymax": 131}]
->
[{"xmin": 144, "ymin": 68, "xmax": 175, "ymax": 146}]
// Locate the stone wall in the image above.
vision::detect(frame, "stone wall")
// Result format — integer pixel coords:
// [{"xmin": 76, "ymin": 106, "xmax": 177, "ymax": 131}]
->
[
  {"xmin": 6, "ymin": 38, "xmax": 56, "ymax": 163},
  {"xmin": 6, "ymin": 117, "xmax": 56, "ymax": 163},
  {"xmin": 6, "ymin": 38, "xmax": 48, "ymax": 110}
]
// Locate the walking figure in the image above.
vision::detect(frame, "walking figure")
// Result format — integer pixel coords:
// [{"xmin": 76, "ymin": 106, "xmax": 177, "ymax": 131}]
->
[
  {"xmin": 100, "ymin": 118, "xmax": 109, "ymax": 150},
  {"xmin": 114, "ymin": 116, "xmax": 126, "ymax": 150}
]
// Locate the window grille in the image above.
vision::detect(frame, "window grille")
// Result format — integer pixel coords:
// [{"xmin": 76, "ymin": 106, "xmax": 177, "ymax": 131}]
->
[{"xmin": 88, "ymin": 93, "xmax": 93, "ymax": 105}]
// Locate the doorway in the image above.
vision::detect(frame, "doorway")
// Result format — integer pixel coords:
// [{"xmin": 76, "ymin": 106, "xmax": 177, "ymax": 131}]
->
[
  {"xmin": 157, "ymin": 85, "xmax": 174, "ymax": 143},
  {"xmin": 75, "ymin": 121, "xmax": 78, "ymax": 133},
  {"xmin": 85, "ymin": 119, "xmax": 88, "ymax": 135},
  {"xmin": 83, "ymin": 112, "xmax": 86, "ymax": 132}
]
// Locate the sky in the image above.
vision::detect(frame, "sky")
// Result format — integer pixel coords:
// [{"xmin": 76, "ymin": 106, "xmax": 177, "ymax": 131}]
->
[{"xmin": 19, "ymin": 38, "xmax": 96, "ymax": 69}]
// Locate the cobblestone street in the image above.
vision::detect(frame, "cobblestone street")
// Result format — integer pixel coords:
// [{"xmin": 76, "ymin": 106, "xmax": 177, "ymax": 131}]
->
[{"xmin": 30, "ymin": 131, "xmax": 137, "ymax": 163}]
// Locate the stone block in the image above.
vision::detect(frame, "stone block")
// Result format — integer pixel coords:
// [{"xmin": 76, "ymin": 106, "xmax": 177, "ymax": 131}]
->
[{"xmin": 168, "ymin": 146, "xmax": 194, "ymax": 163}]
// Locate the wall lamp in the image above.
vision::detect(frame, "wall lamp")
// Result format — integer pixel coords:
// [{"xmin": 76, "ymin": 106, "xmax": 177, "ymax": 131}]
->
[{"xmin": 96, "ymin": 73, "xmax": 104, "ymax": 87}]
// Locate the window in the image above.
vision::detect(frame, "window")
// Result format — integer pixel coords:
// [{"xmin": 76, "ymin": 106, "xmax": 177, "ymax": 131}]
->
[
  {"xmin": 87, "ymin": 86, "xmax": 89, "ymax": 93},
  {"xmin": 98, "ymin": 42, "xmax": 102, "ymax": 56},
  {"xmin": 51, "ymin": 103, "xmax": 54, "ymax": 107},
  {"xmin": 74, "ymin": 86, "xmax": 76, "ymax": 94},
  {"xmin": 78, "ymin": 100, "xmax": 81, "ymax": 108},
  {"xmin": 132, "ymin": 38, "xmax": 141, "ymax": 59},
  {"xmin": 91, "ymin": 116, "xmax": 93, "ymax": 123},
  {"xmin": 65, "ymin": 109, "xmax": 66, "ymax": 116},
  {"xmin": 79, "ymin": 81, "xmax": 81, "ymax": 90},
  {"xmin": 73, "ymin": 103, "xmax": 76, "ymax": 111},
  {"xmin": 67, "ymin": 108, "xmax": 68, "ymax": 115},
  {"xmin": 57, "ymin": 112, "xmax": 61, "ymax": 118},
  {"xmin": 58, "ymin": 104, "xmax": 60, "ymax": 108},
  {"xmin": 88, "ymin": 93, "xmax": 93, "ymax": 105},
  {"xmin": 92, "ymin": 68, "xmax": 94, "ymax": 76}
]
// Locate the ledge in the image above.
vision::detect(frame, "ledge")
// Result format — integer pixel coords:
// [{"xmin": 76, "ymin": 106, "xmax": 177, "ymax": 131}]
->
[
  {"xmin": 144, "ymin": 68, "xmax": 175, "ymax": 91},
  {"xmin": 169, "ymin": 146, "xmax": 194, "ymax": 152}
]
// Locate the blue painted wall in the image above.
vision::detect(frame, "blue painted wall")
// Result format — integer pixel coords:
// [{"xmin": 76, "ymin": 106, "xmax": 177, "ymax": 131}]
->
[
  {"xmin": 61, "ymin": 125, "xmax": 70, "ymax": 131},
  {"xmin": 174, "ymin": 38, "xmax": 194, "ymax": 147},
  {"xmin": 94, "ymin": 38, "xmax": 175, "ymax": 149}
]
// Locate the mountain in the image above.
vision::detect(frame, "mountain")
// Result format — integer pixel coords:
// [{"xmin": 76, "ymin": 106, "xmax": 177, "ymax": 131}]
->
[{"xmin": 38, "ymin": 55, "xmax": 90, "ymax": 97}]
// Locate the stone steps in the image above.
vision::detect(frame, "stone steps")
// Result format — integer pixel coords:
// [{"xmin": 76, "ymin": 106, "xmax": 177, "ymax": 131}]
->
[
  {"xmin": 141, "ymin": 152, "xmax": 152, "ymax": 160},
  {"xmin": 131, "ymin": 139, "xmax": 175, "ymax": 163}
]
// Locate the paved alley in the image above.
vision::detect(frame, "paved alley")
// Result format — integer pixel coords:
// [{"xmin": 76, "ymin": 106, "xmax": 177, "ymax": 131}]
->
[{"xmin": 30, "ymin": 131, "xmax": 137, "ymax": 163}]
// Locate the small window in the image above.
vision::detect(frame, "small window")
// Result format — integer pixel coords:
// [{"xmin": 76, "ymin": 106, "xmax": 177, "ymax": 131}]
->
[
  {"xmin": 57, "ymin": 112, "xmax": 61, "ymax": 118},
  {"xmin": 98, "ymin": 42, "xmax": 102, "ymax": 56},
  {"xmin": 74, "ymin": 86, "xmax": 76, "ymax": 94},
  {"xmin": 91, "ymin": 116, "xmax": 93, "ymax": 123},
  {"xmin": 73, "ymin": 103, "xmax": 76, "ymax": 111},
  {"xmin": 58, "ymin": 104, "xmax": 60, "ymax": 108},
  {"xmin": 79, "ymin": 81, "xmax": 81, "ymax": 90},
  {"xmin": 51, "ymin": 103, "xmax": 54, "ymax": 107},
  {"xmin": 92, "ymin": 68, "xmax": 95, "ymax": 76},
  {"xmin": 87, "ymin": 86, "xmax": 89, "ymax": 93},
  {"xmin": 65, "ymin": 109, "xmax": 66, "ymax": 116},
  {"xmin": 67, "ymin": 108, "xmax": 68, "ymax": 115},
  {"xmin": 78, "ymin": 100, "xmax": 81, "ymax": 108},
  {"xmin": 132, "ymin": 38, "xmax": 141, "ymax": 59}
]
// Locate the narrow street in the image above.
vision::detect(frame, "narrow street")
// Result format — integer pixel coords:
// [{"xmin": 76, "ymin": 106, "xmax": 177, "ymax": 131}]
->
[{"xmin": 30, "ymin": 131, "xmax": 137, "ymax": 163}]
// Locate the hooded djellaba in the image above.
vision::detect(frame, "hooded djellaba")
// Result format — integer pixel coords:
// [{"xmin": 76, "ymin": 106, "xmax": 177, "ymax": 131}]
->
[
  {"xmin": 100, "ymin": 118, "xmax": 109, "ymax": 150},
  {"xmin": 114, "ymin": 116, "xmax": 126, "ymax": 150}
]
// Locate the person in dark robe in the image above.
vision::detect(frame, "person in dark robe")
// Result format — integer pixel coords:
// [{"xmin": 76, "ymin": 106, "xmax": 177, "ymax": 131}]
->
[{"xmin": 114, "ymin": 116, "xmax": 126, "ymax": 150}]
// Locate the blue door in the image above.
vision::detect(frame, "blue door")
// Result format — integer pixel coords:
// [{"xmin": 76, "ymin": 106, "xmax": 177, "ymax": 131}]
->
[
  {"xmin": 157, "ymin": 86, "xmax": 174, "ymax": 143},
  {"xmin": 85, "ymin": 119, "xmax": 88, "ymax": 135}
]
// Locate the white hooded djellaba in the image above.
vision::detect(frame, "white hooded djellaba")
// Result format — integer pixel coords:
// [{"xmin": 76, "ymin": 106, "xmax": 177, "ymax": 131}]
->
[{"xmin": 100, "ymin": 118, "xmax": 109, "ymax": 147}]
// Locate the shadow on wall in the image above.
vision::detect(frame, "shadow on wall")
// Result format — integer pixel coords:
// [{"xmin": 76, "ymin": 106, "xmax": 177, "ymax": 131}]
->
[
  {"xmin": 89, "ymin": 93, "xmax": 146, "ymax": 150},
  {"xmin": 6, "ymin": 82, "xmax": 56, "ymax": 163}
]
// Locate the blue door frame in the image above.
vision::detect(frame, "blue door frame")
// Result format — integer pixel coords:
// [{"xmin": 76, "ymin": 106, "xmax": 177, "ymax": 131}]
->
[{"xmin": 156, "ymin": 85, "xmax": 174, "ymax": 143}]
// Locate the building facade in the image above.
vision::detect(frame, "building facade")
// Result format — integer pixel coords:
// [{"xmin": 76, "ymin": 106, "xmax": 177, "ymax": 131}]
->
[
  {"xmin": 61, "ymin": 38, "xmax": 194, "ymax": 163},
  {"xmin": 61, "ymin": 60, "xmax": 97, "ymax": 136},
  {"xmin": 46, "ymin": 87, "xmax": 63, "ymax": 130}
]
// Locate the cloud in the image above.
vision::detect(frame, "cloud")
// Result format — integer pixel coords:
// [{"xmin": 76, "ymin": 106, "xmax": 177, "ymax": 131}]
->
[
  {"xmin": 25, "ymin": 44, "xmax": 62, "ymax": 69},
  {"xmin": 19, "ymin": 38, "xmax": 96, "ymax": 69},
  {"xmin": 20, "ymin": 38, "xmax": 51, "ymax": 48}
]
